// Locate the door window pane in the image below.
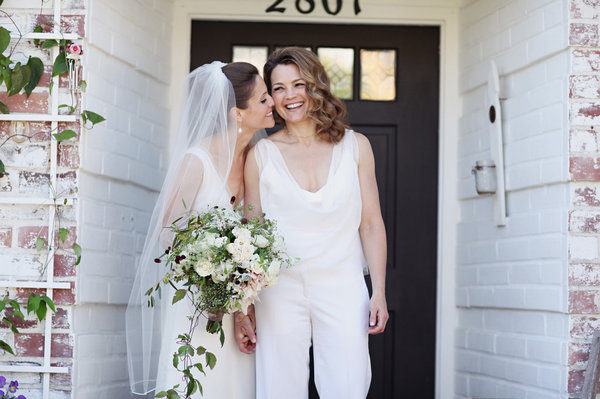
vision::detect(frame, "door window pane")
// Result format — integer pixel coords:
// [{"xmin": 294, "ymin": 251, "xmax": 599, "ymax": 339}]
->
[
  {"xmin": 317, "ymin": 47, "xmax": 354, "ymax": 100},
  {"xmin": 232, "ymin": 46, "xmax": 268, "ymax": 76},
  {"xmin": 360, "ymin": 49, "xmax": 396, "ymax": 101}
]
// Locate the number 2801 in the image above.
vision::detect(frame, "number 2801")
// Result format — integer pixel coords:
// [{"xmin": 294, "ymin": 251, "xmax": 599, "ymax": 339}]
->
[{"xmin": 266, "ymin": 0, "xmax": 361, "ymax": 15}]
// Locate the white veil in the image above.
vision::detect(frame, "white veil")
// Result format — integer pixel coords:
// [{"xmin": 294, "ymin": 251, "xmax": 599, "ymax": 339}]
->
[{"xmin": 125, "ymin": 61, "xmax": 237, "ymax": 395}]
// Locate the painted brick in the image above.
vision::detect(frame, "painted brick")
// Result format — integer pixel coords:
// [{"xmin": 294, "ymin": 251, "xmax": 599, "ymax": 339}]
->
[
  {"xmin": 54, "ymin": 282, "xmax": 75, "ymax": 305},
  {"xmin": 13, "ymin": 332, "xmax": 73, "ymax": 358},
  {"xmin": 14, "ymin": 332, "xmax": 44, "ymax": 357},
  {"xmin": 19, "ymin": 171, "xmax": 50, "ymax": 195},
  {"xmin": 569, "ymin": 289, "xmax": 600, "ymax": 313},
  {"xmin": 570, "ymin": 101, "xmax": 600, "ymax": 125},
  {"xmin": 570, "ymin": 75, "xmax": 600, "ymax": 99},
  {"xmin": 572, "ymin": 49, "xmax": 600, "ymax": 72},
  {"xmin": 573, "ymin": 184, "xmax": 600, "ymax": 206},
  {"xmin": 569, "ymin": 22, "xmax": 600, "ymax": 47},
  {"xmin": 57, "ymin": 170, "xmax": 77, "ymax": 195},
  {"xmin": 58, "ymin": 144, "xmax": 80, "ymax": 168},
  {"xmin": 570, "ymin": 315, "xmax": 600, "ymax": 339},
  {"xmin": 0, "ymin": 227, "xmax": 11, "ymax": 248},
  {"xmin": 52, "ymin": 307, "xmax": 70, "ymax": 329},
  {"xmin": 570, "ymin": 0, "xmax": 600, "ymax": 19},
  {"xmin": 570, "ymin": 128, "xmax": 598, "ymax": 152},
  {"xmin": 0, "ymin": 92, "xmax": 48, "ymax": 113},
  {"xmin": 570, "ymin": 263, "xmax": 600, "ymax": 286},
  {"xmin": 570, "ymin": 157, "xmax": 600, "ymax": 181},
  {"xmin": 570, "ymin": 236, "xmax": 599, "ymax": 260},
  {"xmin": 17, "ymin": 226, "xmax": 48, "ymax": 249},
  {"xmin": 569, "ymin": 341, "xmax": 591, "ymax": 368},
  {"xmin": 54, "ymin": 254, "xmax": 77, "ymax": 277},
  {"xmin": 570, "ymin": 210, "xmax": 600, "ymax": 232},
  {"xmin": 52, "ymin": 333, "xmax": 73, "ymax": 357},
  {"xmin": 569, "ymin": 368, "xmax": 586, "ymax": 393}
]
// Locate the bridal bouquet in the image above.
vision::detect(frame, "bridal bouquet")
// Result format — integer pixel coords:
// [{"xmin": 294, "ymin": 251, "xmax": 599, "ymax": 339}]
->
[{"xmin": 148, "ymin": 203, "xmax": 294, "ymax": 398}]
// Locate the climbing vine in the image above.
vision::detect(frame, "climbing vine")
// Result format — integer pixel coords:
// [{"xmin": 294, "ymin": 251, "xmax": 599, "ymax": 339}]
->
[{"xmin": 0, "ymin": 0, "xmax": 105, "ymax": 356}]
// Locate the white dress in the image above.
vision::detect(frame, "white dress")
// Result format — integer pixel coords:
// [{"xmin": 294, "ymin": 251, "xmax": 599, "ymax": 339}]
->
[
  {"xmin": 253, "ymin": 131, "xmax": 371, "ymax": 399},
  {"xmin": 155, "ymin": 147, "xmax": 255, "ymax": 398}
]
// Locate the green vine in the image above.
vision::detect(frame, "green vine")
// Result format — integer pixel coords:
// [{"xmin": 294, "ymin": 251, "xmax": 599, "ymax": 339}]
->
[{"xmin": 0, "ymin": 0, "xmax": 104, "ymax": 357}]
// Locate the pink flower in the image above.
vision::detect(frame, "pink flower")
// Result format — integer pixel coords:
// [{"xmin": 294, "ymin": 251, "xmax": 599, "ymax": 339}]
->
[{"xmin": 68, "ymin": 44, "xmax": 82, "ymax": 55}]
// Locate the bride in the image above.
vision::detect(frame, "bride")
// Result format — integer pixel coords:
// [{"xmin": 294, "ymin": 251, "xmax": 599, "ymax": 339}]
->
[{"xmin": 126, "ymin": 61, "xmax": 274, "ymax": 398}]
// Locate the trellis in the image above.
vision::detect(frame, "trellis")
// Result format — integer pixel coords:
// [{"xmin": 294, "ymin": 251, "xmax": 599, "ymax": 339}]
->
[{"xmin": 0, "ymin": 1, "xmax": 78, "ymax": 398}]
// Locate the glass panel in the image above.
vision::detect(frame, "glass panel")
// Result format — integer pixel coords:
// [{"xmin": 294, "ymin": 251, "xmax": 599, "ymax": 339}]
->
[
  {"xmin": 232, "ymin": 46, "xmax": 268, "ymax": 76},
  {"xmin": 360, "ymin": 49, "xmax": 396, "ymax": 101},
  {"xmin": 317, "ymin": 47, "xmax": 354, "ymax": 100}
]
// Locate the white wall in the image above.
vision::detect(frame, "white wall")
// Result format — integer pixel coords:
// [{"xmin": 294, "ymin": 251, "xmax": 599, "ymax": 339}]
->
[
  {"xmin": 456, "ymin": 0, "xmax": 569, "ymax": 398},
  {"xmin": 75, "ymin": 0, "xmax": 173, "ymax": 397}
]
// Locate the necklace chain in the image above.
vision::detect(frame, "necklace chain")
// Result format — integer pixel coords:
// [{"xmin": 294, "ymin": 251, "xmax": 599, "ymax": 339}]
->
[{"xmin": 285, "ymin": 129, "xmax": 318, "ymax": 139}]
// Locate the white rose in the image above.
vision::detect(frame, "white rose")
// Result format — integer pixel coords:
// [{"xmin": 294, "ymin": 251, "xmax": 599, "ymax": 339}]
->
[
  {"xmin": 253, "ymin": 235, "xmax": 269, "ymax": 248},
  {"xmin": 194, "ymin": 258, "xmax": 213, "ymax": 277},
  {"xmin": 232, "ymin": 226, "xmax": 252, "ymax": 243}
]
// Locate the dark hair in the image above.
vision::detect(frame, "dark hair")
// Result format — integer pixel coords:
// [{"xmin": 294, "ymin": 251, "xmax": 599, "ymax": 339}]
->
[
  {"xmin": 222, "ymin": 62, "xmax": 260, "ymax": 109},
  {"xmin": 263, "ymin": 47, "xmax": 347, "ymax": 143}
]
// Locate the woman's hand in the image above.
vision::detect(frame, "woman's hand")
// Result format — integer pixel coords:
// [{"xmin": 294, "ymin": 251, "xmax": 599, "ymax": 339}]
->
[
  {"xmin": 234, "ymin": 305, "xmax": 257, "ymax": 354},
  {"xmin": 367, "ymin": 291, "xmax": 388, "ymax": 335}
]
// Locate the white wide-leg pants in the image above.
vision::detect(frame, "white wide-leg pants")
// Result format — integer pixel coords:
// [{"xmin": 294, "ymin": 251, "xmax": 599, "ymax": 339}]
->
[{"xmin": 255, "ymin": 265, "xmax": 371, "ymax": 399}]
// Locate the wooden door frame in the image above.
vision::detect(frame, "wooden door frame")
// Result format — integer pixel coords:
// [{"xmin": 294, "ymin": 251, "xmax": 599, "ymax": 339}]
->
[{"xmin": 169, "ymin": 2, "xmax": 460, "ymax": 398}]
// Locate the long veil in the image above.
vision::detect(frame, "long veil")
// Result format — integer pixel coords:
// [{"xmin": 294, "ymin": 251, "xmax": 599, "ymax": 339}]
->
[{"xmin": 125, "ymin": 61, "xmax": 237, "ymax": 395}]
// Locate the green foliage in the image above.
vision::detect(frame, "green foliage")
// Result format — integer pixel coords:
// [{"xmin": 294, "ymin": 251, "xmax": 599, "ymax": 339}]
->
[
  {"xmin": 0, "ymin": 294, "xmax": 55, "ymax": 356},
  {"xmin": 0, "ymin": 26, "xmax": 9, "ymax": 53},
  {"xmin": 35, "ymin": 236, "xmax": 46, "ymax": 251},
  {"xmin": 58, "ymin": 227, "xmax": 69, "ymax": 243},
  {"xmin": 73, "ymin": 242, "xmax": 82, "ymax": 265},
  {"xmin": 53, "ymin": 129, "xmax": 77, "ymax": 142},
  {"xmin": 172, "ymin": 289, "xmax": 186, "ymax": 304},
  {"xmin": 52, "ymin": 52, "xmax": 67, "ymax": 76},
  {"xmin": 24, "ymin": 56, "xmax": 43, "ymax": 97},
  {"xmin": 81, "ymin": 110, "xmax": 106, "ymax": 127},
  {"xmin": 0, "ymin": 159, "xmax": 4, "ymax": 175}
]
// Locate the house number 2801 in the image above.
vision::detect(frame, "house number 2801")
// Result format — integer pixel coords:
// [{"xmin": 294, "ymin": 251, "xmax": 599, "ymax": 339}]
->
[{"xmin": 266, "ymin": 0, "xmax": 361, "ymax": 15}]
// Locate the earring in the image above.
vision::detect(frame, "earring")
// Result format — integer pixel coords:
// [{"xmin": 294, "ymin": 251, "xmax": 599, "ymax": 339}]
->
[{"xmin": 238, "ymin": 127, "xmax": 242, "ymax": 134}]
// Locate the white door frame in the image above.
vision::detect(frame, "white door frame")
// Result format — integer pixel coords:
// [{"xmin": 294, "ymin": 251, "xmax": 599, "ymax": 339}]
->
[{"xmin": 169, "ymin": 2, "xmax": 459, "ymax": 397}]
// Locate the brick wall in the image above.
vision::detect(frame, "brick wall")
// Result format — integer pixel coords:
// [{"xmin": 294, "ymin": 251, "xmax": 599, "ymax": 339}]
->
[
  {"xmin": 74, "ymin": 0, "xmax": 173, "ymax": 397},
  {"xmin": 456, "ymin": 0, "xmax": 569, "ymax": 397},
  {"xmin": 568, "ymin": 0, "xmax": 600, "ymax": 397},
  {"xmin": 0, "ymin": 1, "xmax": 83, "ymax": 398}
]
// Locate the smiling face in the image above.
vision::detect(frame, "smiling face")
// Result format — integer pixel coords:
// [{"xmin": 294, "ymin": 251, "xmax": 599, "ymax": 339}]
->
[
  {"xmin": 239, "ymin": 75, "xmax": 275, "ymax": 132},
  {"xmin": 270, "ymin": 63, "xmax": 312, "ymax": 125}
]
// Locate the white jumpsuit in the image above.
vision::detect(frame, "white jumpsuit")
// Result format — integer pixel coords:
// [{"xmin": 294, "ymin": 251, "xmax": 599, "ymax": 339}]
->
[
  {"xmin": 155, "ymin": 147, "xmax": 255, "ymax": 398},
  {"xmin": 254, "ymin": 131, "xmax": 371, "ymax": 399}
]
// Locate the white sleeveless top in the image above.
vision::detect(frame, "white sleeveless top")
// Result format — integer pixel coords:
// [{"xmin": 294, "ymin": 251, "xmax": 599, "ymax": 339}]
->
[
  {"xmin": 156, "ymin": 146, "xmax": 255, "ymax": 399},
  {"xmin": 254, "ymin": 130, "xmax": 367, "ymax": 278}
]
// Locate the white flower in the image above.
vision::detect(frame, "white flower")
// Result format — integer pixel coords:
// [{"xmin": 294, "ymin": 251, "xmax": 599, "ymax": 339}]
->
[
  {"xmin": 253, "ymin": 234, "xmax": 269, "ymax": 248},
  {"xmin": 194, "ymin": 258, "xmax": 213, "ymax": 277},
  {"xmin": 226, "ymin": 240, "xmax": 256, "ymax": 263},
  {"xmin": 232, "ymin": 226, "xmax": 252, "ymax": 242},
  {"xmin": 272, "ymin": 236, "xmax": 286, "ymax": 253},
  {"xmin": 265, "ymin": 259, "xmax": 281, "ymax": 285}
]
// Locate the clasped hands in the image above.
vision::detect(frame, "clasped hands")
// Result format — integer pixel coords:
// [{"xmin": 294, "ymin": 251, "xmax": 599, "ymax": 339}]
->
[{"xmin": 234, "ymin": 304, "xmax": 256, "ymax": 354}]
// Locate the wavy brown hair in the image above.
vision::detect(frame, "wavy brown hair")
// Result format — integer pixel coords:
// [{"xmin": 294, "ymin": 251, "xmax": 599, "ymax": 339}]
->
[{"xmin": 263, "ymin": 47, "xmax": 347, "ymax": 143}]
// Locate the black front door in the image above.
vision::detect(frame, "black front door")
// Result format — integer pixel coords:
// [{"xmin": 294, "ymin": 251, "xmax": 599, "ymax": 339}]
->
[{"xmin": 191, "ymin": 21, "xmax": 439, "ymax": 399}]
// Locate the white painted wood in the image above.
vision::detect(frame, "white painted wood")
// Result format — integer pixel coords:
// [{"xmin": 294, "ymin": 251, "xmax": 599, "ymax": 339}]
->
[
  {"xmin": 0, "ymin": 281, "xmax": 70, "ymax": 289},
  {"xmin": 171, "ymin": 2, "xmax": 460, "ymax": 398},
  {"xmin": 0, "ymin": 114, "xmax": 77, "ymax": 122},
  {"xmin": 0, "ymin": 196, "xmax": 75, "ymax": 205},
  {"xmin": 487, "ymin": 60, "xmax": 506, "ymax": 226},
  {"xmin": 0, "ymin": 365, "xmax": 68, "ymax": 373}
]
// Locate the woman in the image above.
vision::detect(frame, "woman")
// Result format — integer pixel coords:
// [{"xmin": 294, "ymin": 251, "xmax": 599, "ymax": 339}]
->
[
  {"xmin": 126, "ymin": 61, "xmax": 274, "ymax": 398},
  {"xmin": 238, "ymin": 47, "xmax": 389, "ymax": 398}
]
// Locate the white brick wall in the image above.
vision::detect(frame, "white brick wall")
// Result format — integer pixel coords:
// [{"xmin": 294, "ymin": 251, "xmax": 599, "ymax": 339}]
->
[
  {"xmin": 75, "ymin": 0, "xmax": 173, "ymax": 396},
  {"xmin": 456, "ymin": 0, "xmax": 569, "ymax": 397}
]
